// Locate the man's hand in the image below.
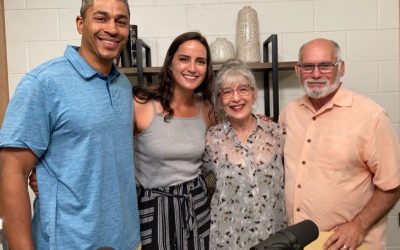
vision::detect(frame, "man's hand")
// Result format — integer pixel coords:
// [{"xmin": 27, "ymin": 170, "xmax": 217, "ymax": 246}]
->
[
  {"xmin": 255, "ymin": 114, "xmax": 273, "ymax": 122},
  {"xmin": 323, "ymin": 220, "xmax": 366, "ymax": 250},
  {"xmin": 324, "ymin": 186, "xmax": 400, "ymax": 250}
]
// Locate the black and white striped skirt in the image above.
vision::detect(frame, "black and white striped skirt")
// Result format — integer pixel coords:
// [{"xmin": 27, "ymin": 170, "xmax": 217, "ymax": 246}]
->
[{"xmin": 137, "ymin": 176, "xmax": 211, "ymax": 250}]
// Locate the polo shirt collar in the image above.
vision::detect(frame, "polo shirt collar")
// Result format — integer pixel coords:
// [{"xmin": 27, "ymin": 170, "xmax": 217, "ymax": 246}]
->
[{"xmin": 64, "ymin": 45, "xmax": 120, "ymax": 80}]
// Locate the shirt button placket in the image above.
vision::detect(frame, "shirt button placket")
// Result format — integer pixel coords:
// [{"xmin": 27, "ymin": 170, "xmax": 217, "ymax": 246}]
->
[{"xmin": 109, "ymin": 78, "xmax": 119, "ymax": 109}]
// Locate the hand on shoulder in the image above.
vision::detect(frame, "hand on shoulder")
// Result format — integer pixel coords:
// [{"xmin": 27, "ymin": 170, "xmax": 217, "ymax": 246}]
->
[{"xmin": 255, "ymin": 113, "xmax": 273, "ymax": 122}]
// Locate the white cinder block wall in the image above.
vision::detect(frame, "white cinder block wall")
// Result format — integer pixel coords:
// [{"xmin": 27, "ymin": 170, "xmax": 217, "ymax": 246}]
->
[{"xmin": 3, "ymin": 0, "xmax": 400, "ymax": 249}]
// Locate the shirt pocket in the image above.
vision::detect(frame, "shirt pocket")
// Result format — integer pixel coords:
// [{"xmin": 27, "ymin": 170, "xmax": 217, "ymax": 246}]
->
[{"xmin": 316, "ymin": 135, "xmax": 352, "ymax": 170}]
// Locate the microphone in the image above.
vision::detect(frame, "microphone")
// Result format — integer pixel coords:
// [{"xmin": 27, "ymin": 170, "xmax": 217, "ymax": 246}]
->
[{"xmin": 250, "ymin": 219, "xmax": 319, "ymax": 250}]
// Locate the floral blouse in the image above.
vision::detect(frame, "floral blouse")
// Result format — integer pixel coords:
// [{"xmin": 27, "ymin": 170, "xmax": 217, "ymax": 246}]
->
[{"xmin": 202, "ymin": 116, "xmax": 286, "ymax": 250}]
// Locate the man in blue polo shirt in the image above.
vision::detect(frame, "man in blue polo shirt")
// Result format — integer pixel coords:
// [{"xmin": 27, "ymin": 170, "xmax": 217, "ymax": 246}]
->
[{"xmin": 0, "ymin": 0, "xmax": 140, "ymax": 249}]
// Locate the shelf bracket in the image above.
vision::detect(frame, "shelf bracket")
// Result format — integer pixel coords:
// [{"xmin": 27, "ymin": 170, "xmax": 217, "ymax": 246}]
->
[
  {"xmin": 263, "ymin": 34, "xmax": 279, "ymax": 121},
  {"xmin": 136, "ymin": 39, "xmax": 152, "ymax": 86}
]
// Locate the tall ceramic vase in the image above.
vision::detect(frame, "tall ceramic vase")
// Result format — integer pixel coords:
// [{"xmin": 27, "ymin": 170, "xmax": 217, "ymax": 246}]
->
[{"xmin": 236, "ymin": 6, "xmax": 261, "ymax": 63}]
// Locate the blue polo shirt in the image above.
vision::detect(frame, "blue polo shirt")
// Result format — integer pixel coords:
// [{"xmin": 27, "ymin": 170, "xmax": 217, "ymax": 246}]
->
[{"xmin": 0, "ymin": 46, "xmax": 140, "ymax": 249}]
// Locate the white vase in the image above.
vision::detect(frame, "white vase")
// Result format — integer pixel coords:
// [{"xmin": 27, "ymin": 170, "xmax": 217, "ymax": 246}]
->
[
  {"xmin": 236, "ymin": 6, "xmax": 261, "ymax": 63},
  {"xmin": 210, "ymin": 37, "xmax": 236, "ymax": 64}
]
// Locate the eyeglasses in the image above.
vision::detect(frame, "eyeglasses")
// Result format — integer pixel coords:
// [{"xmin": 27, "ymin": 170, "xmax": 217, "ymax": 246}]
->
[
  {"xmin": 297, "ymin": 62, "xmax": 340, "ymax": 74},
  {"xmin": 219, "ymin": 84, "xmax": 253, "ymax": 99}
]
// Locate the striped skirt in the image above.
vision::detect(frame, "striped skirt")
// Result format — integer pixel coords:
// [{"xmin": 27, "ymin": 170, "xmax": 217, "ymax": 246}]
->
[{"xmin": 137, "ymin": 176, "xmax": 211, "ymax": 250}]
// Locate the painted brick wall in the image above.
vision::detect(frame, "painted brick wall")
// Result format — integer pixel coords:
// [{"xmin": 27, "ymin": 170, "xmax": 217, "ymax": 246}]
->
[{"xmin": 4, "ymin": 0, "xmax": 400, "ymax": 249}]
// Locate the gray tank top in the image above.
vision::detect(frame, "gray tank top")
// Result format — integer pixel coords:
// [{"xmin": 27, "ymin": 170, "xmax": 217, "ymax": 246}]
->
[{"xmin": 134, "ymin": 102, "xmax": 207, "ymax": 188}]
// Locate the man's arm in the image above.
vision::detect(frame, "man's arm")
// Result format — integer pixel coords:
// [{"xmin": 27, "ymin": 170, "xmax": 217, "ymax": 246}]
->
[
  {"xmin": 0, "ymin": 148, "xmax": 37, "ymax": 250},
  {"xmin": 324, "ymin": 186, "xmax": 400, "ymax": 250}
]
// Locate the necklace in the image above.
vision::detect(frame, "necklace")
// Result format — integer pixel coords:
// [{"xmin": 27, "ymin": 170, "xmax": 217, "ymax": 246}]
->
[{"xmin": 234, "ymin": 116, "xmax": 255, "ymax": 143}]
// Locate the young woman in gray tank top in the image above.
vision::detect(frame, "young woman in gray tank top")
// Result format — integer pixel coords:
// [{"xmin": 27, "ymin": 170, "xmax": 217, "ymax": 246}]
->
[{"xmin": 133, "ymin": 32, "xmax": 215, "ymax": 250}]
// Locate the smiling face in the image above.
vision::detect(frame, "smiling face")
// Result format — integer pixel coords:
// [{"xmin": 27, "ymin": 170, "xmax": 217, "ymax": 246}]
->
[
  {"xmin": 296, "ymin": 39, "xmax": 345, "ymax": 103},
  {"xmin": 220, "ymin": 75, "xmax": 256, "ymax": 124},
  {"xmin": 170, "ymin": 40, "xmax": 208, "ymax": 93},
  {"xmin": 76, "ymin": 0, "xmax": 130, "ymax": 74}
]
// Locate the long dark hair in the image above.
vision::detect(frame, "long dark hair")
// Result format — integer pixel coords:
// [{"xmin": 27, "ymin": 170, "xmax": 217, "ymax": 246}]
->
[{"xmin": 133, "ymin": 31, "xmax": 214, "ymax": 122}]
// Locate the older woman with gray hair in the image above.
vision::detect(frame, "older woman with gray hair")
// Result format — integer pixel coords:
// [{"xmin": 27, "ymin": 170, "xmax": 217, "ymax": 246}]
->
[{"xmin": 202, "ymin": 59, "xmax": 286, "ymax": 250}]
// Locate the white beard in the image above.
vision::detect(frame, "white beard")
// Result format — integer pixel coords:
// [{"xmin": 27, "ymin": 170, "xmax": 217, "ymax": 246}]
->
[{"xmin": 302, "ymin": 74, "xmax": 341, "ymax": 99}]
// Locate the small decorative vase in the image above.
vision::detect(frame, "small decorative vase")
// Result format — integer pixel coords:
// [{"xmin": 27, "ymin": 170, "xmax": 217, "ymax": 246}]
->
[
  {"xmin": 236, "ymin": 6, "xmax": 261, "ymax": 63},
  {"xmin": 210, "ymin": 37, "xmax": 235, "ymax": 64}
]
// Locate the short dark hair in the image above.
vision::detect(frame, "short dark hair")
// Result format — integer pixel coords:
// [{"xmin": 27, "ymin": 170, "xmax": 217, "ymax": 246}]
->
[{"xmin": 80, "ymin": 0, "xmax": 130, "ymax": 18}]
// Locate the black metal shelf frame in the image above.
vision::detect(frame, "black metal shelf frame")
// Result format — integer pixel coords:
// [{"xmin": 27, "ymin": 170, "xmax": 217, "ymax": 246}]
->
[
  {"xmin": 135, "ymin": 39, "xmax": 152, "ymax": 86},
  {"xmin": 263, "ymin": 34, "xmax": 279, "ymax": 121}
]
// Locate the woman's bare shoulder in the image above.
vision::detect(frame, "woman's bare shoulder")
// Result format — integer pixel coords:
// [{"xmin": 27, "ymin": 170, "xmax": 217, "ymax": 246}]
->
[{"xmin": 133, "ymin": 98, "xmax": 160, "ymax": 134}]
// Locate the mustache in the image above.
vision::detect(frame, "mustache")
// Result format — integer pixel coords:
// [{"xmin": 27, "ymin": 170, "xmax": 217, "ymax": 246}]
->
[{"xmin": 304, "ymin": 79, "xmax": 328, "ymax": 84}]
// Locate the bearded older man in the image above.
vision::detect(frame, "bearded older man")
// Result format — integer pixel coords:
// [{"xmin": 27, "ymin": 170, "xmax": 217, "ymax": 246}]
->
[{"xmin": 279, "ymin": 38, "xmax": 400, "ymax": 250}]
